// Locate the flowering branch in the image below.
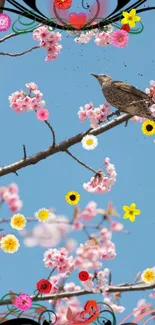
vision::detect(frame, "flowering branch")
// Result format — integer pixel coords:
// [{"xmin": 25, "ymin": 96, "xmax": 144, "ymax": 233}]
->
[
  {"xmin": 0, "ymin": 282, "xmax": 155, "ymax": 307},
  {"xmin": 0, "ymin": 113, "xmax": 131, "ymax": 177},
  {"xmin": 0, "ymin": 45, "xmax": 40, "ymax": 57}
]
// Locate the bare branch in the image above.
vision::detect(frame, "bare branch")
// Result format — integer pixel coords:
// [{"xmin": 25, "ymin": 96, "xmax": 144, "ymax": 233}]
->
[
  {"xmin": 65, "ymin": 149, "xmax": 97, "ymax": 174},
  {"xmin": 0, "ymin": 114, "xmax": 131, "ymax": 177},
  {"xmin": 0, "ymin": 282, "xmax": 155, "ymax": 306},
  {"xmin": 0, "ymin": 33, "xmax": 21, "ymax": 43},
  {"xmin": 0, "ymin": 46, "xmax": 40, "ymax": 57}
]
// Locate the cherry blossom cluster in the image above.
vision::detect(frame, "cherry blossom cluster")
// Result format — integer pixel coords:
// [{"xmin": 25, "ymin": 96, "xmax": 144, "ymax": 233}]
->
[
  {"xmin": 9, "ymin": 82, "xmax": 49, "ymax": 121},
  {"xmin": 0, "ymin": 183, "xmax": 23, "ymax": 213},
  {"xmin": 73, "ymin": 26, "xmax": 129, "ymax": 49},
  {"xmin": 78, "ymin": 101, "xmax": 111, "ymax": 128},
  {"xmin": 83, "ymin": 157, "xmax": 117, "ymax": 193},
  {"xmin": 76, "ymin": 230, "xmax": 116, "ymax": 272},
  {"xmin": 33, "ymin": 25, "xmax": 62, "ymax": 62},
  {"xmin": 43, "ymin": 247, "xmax": 75, "ymax": 277}
]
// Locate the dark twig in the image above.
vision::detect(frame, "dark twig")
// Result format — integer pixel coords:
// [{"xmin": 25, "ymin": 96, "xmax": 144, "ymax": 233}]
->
[
  {"xmin": 0, "ymin": 46, "xmax": 40, "ymax": 57},
  {"xmin": 44, "ymin": 120, "xmax": 56, "ymax": 147},
  {"xmin": 65, "ymin": 149, "xmax": 97, "ymax": 174},
  {"xmin": 23, "ymin": 145, "xmax": 27, "ymax": 159}
]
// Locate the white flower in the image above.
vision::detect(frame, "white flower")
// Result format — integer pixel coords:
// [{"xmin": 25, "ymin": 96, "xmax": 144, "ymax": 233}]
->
[{"xmin": 81, "ymin": 135, "xmax": 98, "ymax": 150}]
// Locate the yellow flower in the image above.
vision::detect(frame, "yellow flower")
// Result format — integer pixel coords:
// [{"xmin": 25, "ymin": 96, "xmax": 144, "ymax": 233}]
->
[
  {"xmin": 10, "ymin": 214, "xmax": 27, "ymax": 230},
  {"xmin": 122, "ymin": 203, "xmax": 140, "ymax": 222},
  {"xmin": 0, "ymin": 234, "xmax": 20, "ymax": 254},
  {"xmin": 35, "ymin": 208, "xmax": 50, "ymax": 222},
  {"xmin": 121, "ymin": 9, "xmax": 141, "ymax": 28},
  {"xmin": 65, "ymin": 191, "xmax": 80, "ymax": 205},
  {"xmin": 142, "ymin": 120, "xmax": 155, "ymax": 136},
  {"xmin": 141, "ymin": 268, "xmax": 155, "ymax": 284}
]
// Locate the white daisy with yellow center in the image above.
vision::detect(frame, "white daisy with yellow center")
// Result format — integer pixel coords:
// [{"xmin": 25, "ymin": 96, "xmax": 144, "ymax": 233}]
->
[
  {"xmin": 81, "ymin": 135, "xmax": 98, "ymax": 150},
  {"xmin": 35, "ymin": 208, "xmax": 50, "ymax": 222}
]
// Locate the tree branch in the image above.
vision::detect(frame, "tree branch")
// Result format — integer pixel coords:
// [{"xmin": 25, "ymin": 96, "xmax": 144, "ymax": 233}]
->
[
  {"xmin": 0, "ymin": 33, "xmax": 22, "ymax": 43},
  {"xmin": 44, "ymin": 120, "xmax": 56, "ymax": 147},
  {"xmin": 0, "ymin": 46, "xmax": 40, "ymax": 57},
  {"xmin": 0, "ymin": 282, "xmax": 154, "ymax": 306},
  {"xmin": 0, "ymin": 114, "xmax": 131, "ymax": 177}
]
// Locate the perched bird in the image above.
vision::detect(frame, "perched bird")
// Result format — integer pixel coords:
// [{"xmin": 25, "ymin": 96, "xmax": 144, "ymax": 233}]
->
[{"xmin": 90, "ymin": 73, "xmax": 155, "ymax": 120}]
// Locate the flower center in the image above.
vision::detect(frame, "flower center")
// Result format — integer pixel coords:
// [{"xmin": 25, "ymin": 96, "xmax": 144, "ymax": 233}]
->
[
  {"xmin": 146, "ymin": 124, "xmax": 153, "ymax": 131},
  {"xmin": 38, "ymin": 210, "xmax": 49, "ymax": 220},
  {"xmin": 86, "ymin": 139, "xmax": 93, "ymax": 145},
  {"xmin": 22, "ymin": 300, "xmax": 27, "ymax": 305},
  {"xmin": 118, "ymin": 36, "xmax": 123, "ymax": 41},
  {"xmin": 69, "ymin": 194, "xmax": 76, "ymax": 201}
]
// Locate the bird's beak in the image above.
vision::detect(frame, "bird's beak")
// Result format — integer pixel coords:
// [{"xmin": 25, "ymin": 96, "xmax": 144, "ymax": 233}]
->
[{"xmin": 90, "ymin": 73, "xmax": 99, "ymax": 79}]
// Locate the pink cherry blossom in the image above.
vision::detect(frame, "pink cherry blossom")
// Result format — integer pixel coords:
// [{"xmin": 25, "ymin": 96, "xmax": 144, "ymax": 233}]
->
[
  {"xmin": 25, "ymin": 82, "xmax": 38, "ymax": 91},
  {"xmin": 83, "ymin": 158, "xmax": 117, "ymax": 193},
  {"xmin": 36, "ymin": 108, "xmax": 49, "ymax": 121},
  {"xmin": 0, "ymin": 183, "xmax": 23, "ymax": 213},
  {"xmin": 78, "ymin": 102, "xmax": 110, "ymax": 128},
  {"xmin": 110, "ymin": 221, "xmax": 124, "ymax": 232},
  {"xmin": 33, "ymin": 25, "xmax": 62, "ymax": 62},
  {"xmin": 80, "ymin": 201, "xmax": 97, "ymax": 221}
]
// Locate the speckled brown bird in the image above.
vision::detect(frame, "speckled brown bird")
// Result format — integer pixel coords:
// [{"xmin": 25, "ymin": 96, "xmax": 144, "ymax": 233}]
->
[{"xmin": 90, "ymin": 73, "xmax": 155, "ymax": 120}]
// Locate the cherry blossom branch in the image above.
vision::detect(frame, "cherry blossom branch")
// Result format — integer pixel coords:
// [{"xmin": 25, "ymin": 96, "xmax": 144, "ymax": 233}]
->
[
  {"xmin": 0, "ymin": 45, "xmax": 40, "ymax": 57},
  {"xmin": 0, "ymin": 113, "xmax": 131, "ymax": 177},
  {"xmin": 44, "ymin": 120, "xmax": 56, "ymax": 147},
  {"xmin": 0, "ymin": 282, "xmax": 154, "ymax": 306}
]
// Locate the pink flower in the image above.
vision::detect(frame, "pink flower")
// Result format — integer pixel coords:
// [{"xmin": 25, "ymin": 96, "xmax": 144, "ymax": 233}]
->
[
  {"xmin": 14, "ymin": 293, "xmax": 32, "ymax": 311},
  {"xmin": 0, "ymin": 14, "xmax": 11, "ymax": 31},
  {"xmin": 150, "ymin": 289, "xmax": 155, "ymax": 298},
  {"xmin": 132, "ymin": 116, "xmax": 146, "ymax": 123},
  {"xmin": 25, "ymin": 82, "xmax": 38, "ymax": 91},
  {"xmin": 0, "ymin": 183, "xmax": 22, "ymax": 213},
  {"xmin": 110, "ymin": 221, "xmax": 124, "ymax": 232},
  {"xmin": 80, "ymin": 201, "xmax": 97, "ymax": 221},
  {"xmin": 36, "ymin": 108, "xmax": 49, "ymax": 121},
  {"xmin": 133, "ymin": 299, "xmax": 152, "ymax": 318},
  {"xmin": 94, "ymin": 32, "xmax": 111, "ymax": 46},
  {"xmin": 111, "ymin": 30, "xmax": 128, "ymax": 48}
]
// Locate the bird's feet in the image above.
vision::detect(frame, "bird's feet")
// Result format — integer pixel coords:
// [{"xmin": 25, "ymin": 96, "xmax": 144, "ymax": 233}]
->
[{"xmin": 107, "ymin": 110, "xmax": 121, "ymax": 120}]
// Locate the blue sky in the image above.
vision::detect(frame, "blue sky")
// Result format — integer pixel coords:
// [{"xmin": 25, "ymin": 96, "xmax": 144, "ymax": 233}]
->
[{"xmin": 0, "ymin": 0, "xmax": 155, "ymax": 323}]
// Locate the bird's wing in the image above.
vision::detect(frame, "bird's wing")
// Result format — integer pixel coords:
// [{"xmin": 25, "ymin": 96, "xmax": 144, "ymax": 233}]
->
[{"xmin": 111, "ymin": 81, "xmax": 148, "ymax": 99}]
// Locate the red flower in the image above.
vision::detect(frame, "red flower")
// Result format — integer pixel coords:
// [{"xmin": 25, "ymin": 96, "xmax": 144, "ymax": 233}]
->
[
  {"xmin": 121, "ymin": 24, "xmax": 130, "ymax": 32},
  {"xmin": 78, "ymin": 271, "xmax": 89, "ymax": 281},
  {"xmin": 54, "ymin": 0, "xmax": 72, "ymax": 10},
  {"xmin": 36, "ymin": 279, "xmax": 52, "ymax": 294}
]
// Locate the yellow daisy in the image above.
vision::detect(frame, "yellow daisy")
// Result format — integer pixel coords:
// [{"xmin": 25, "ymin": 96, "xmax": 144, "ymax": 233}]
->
[
  {"xmin": 65, "ymin": 191, "xmax": 80, "ymax": 205},
  {"xmin": 10, "ymin": 214, "xmax": 27, "ymax": 230},
  {"xmin": 141, "ymin": 268, "xmax": 155, "ymax": 284},
  {"xmin": 121, "ymin": 9, "xmax": 141, "ymax": 28},
  {"xmin": 142, "ymin": 120, "xmax": 155, "ymax": 136},
  {"xmin": 35, "ymin": 208, "xmax": 50, "ymax": 222},
  {"xmin": 122, "ymin": 203, "xmax": 141, "ymax": 222},
  {"xmin": 0, "ymin": 234, "xmax": 20, "ymax": 254}
]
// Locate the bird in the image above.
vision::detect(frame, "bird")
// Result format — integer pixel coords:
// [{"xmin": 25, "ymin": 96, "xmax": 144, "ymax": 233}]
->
[{"xmin": 90, "ymin": 73, "xmax": 155, "ymax": 120}]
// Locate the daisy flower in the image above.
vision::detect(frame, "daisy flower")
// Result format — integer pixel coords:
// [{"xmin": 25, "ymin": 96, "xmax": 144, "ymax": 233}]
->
[
  {"xmin": 141, "ymin": 268, "xmax": 155, "ymax": 284},
  {"xmin": 81, "ymin": 135, "xmax": 98, "ymax": 150},
  {"xmin": 35, "ymin": 208, "xmax": 50, "ymax": 222}
]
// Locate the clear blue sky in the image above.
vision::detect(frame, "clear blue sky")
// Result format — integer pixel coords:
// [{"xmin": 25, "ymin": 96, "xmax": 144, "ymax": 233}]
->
[{"xmin": 0, "ymin": 0, "xmax": 155, "ymax": 323}]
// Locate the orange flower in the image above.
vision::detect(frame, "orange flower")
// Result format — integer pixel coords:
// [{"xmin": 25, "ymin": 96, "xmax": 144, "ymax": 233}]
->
[{"xmin": 54, "ymin": 0, "xmax": 72, "ymax": 10}]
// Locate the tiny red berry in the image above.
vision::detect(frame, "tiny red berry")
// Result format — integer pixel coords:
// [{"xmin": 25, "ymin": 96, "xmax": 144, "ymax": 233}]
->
[
  {"xmin": 121, "ymin": 24, "xmax": 130, "ymax": 33},
  {"xmin": 78, "ymin": 271, "xmax": 89, "ymax": 281}
]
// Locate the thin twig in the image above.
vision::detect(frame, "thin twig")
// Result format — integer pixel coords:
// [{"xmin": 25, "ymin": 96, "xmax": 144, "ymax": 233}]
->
[
  {"xmin": 0, "ymin": 46, "xmax": 40, "ymax": 57},
  {"xmin": 0, "ymin": 0, "xmax": 5, "ymax": 13},
  {"xmin": 65, "ymin": 149, "xmax": 97, "ymax": 174},
  {"xmin": 23, "ymin": 145, "xmax": 27, "ymax": 159},
  {"xmin": 0, "ymin": 33, "xmax": 21, "ymax": 43},
  {"xmin": 44, "ymin": 120, "xmax": 56, "ymax": 147},
  {"xmin": 0, "ymin": 113, "xmax": 131, "ymax": 177}
]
